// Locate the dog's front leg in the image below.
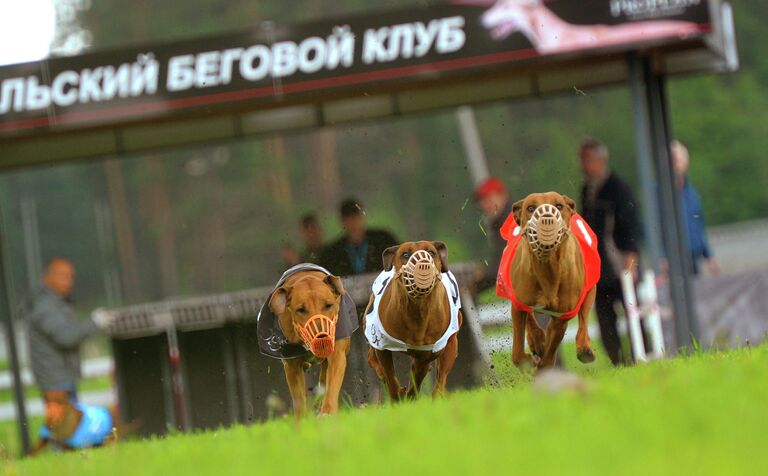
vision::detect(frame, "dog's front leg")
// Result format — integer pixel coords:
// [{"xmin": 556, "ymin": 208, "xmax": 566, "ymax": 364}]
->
[
  {"xmin": 374, "ymin": 349, "xmax": 406, "ymax": 402},
  {"xmin": 540, "ymin": 319, "xmax": 568, "ymax": 369},
  {"xmin": 320, "ymin": 338, "xmax": 350, "ymax": 414},
  {"xmin": 576, "ymin": 287, "xmax": 596, "ymax": 363},
  {"xmin": 282, "ymin": 357, "xmax": 307, "ymax": 418},
  {"xmin": 433, "ymin": 333, "xmax": 458, "ymax": 398},
  {"xmin": 511, "ymin": 308, "xmax": 533, "ymax": 367}
]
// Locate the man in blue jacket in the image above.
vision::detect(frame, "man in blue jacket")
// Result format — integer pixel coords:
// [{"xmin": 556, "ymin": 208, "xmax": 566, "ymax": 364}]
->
[{"xmin": 671, "ymin": 140, "xmax": 721, "ymax": 276}]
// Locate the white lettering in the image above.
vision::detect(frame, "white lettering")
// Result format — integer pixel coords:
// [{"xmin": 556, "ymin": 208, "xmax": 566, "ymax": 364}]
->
[
  {"xmin": 25, "ymin": 77, "xmax": 51, "ymax": 110},
  {"xmin": 195, "ymin": 51, "xmax": 220, "ymax": 88},
  {"xmin": 239, "ymin": 45, "xmax": 271, "ymax": 81},
  {"xmin": 102, "ymin": 64, "xmax": 131, "ymax": 99},
  {"xmin": 297, "ymin": 37, "xmax": 326, "ymax": 74},
  {"xmin": 435, "ymin": 16, "xmax": 465, "ymax": 54},
  {"xmin": 390, "ymin": 24, "xmax": 415, "ymax": 59},
  {"xmin": 79, "ymin": 67, "xmax": 103, "ymax": 103},
  {"xmin": 326, "ymin": 25, "xmax": 355, "ymax": 69},
  {"xmin": 167, "ymin": 54, "xmax": 195, "ymax": 92},
  {"xmin": 219, "ymin": 48, "xmax": 243, "ymax": 85},
  {"xmin": 271, "ymin": 41, "xmax": 298, "ymax": 77},
  {"xmin": 0, "ymin": 78, "xmax": 25, "ymax": 113},
  {"xmin": 414, "ymin": 20, "xmax": 440, "ymax": 57},
  {"xmin": 362, "ymin": 27, "xmax": 392, "ymax": 64},
  {"xmin": 51, "ymin": 70, "xmax": 79, "ymax": 107},
  {"xmin": 130, "ymin": 54, "xmax": 159, "ymax": 96}
]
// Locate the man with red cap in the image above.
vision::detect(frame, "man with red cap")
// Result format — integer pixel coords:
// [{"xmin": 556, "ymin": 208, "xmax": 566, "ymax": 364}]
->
[{"xmin": 472, "ymin": 177, "xmax": 512, "ymax": 294}]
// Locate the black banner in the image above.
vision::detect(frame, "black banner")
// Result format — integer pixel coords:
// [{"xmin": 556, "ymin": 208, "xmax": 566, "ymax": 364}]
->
[{"xmin": 0, "ymin": 1, "xmax": 711, "ymax": 137}]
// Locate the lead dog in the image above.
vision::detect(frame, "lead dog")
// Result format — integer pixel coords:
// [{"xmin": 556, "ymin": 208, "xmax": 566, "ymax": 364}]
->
[
  {"xmin": 257, "ymin": 264, "xmax": 358, "ymax": 417},
  {"xmin": 496, "ymin": 192, "xmax": 601, "ymax": 369},
  {"xmin": 363, "ymin": 241, "xmax": 462, "ymax": 400}
]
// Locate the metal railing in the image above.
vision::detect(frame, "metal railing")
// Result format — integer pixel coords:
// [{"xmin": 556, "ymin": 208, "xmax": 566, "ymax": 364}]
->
[{"xmin": 103, "ymin": 262, "xmax": 479, "ymax": 338}]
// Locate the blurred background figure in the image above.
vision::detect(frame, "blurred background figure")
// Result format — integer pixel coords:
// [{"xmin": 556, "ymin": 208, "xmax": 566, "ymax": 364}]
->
[
  {"xmin": 298, "ymin": 212, "xmax": 325, "ymax": 264},
  {"xmin": 320, "ymin": 198, "xmax": 398, "ymax": 276},
  {"xmin": 579, "ymin": 138, "xmax": 641, "ymax": 366},
  {"xmin": 671, "ymin": 140, "xmax": 721, "ymax": 276},
  {"xmin": 23, "ymin": 258, "xmax": 112, "ymax": 404},
  {"xmin": 279, "ymin": 242, "xmax": 301, "ymax": 268},
  {"xmin": 472, "ymin": 177, "xmax": 511, "ymax": 295}
]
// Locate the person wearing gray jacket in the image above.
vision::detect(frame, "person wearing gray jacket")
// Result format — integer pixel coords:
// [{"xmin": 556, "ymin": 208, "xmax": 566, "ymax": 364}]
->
[{"xmin": 24, "ymin": 258, "xmax": 112, "ymax": 399}]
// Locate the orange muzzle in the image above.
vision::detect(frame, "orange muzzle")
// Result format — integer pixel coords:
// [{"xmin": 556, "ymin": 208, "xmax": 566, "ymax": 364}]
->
[{"xmin": 293, "ymin": 314, "xmax": 338, "ymax": 359}]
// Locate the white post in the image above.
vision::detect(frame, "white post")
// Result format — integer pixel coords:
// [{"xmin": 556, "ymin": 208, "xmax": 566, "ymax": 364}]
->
[
  {"xmin": 621, "ymin": 270, "xmax": 647, "ymax": 363},
  {"xmin": 640, "ymin": 270, "xmax": 665, "ymax": 358},
  {"xmin": 455, "ymin": 106, "xmax": 490, "ymax": 186}
]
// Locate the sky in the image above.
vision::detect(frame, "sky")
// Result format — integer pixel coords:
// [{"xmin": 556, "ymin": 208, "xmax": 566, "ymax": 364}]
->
[{"xmin": 0, "ymin": 0, "xmax": 56, "ymax": 66}]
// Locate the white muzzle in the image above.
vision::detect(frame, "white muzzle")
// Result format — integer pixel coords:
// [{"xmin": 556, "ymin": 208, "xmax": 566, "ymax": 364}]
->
[
  {"xmin": 401, "ymin": 250, "xmax": 439, "ymax": 298},
  {"xmin": 524, "ymin": 204, "xmax": 567, "ymax": 260}
]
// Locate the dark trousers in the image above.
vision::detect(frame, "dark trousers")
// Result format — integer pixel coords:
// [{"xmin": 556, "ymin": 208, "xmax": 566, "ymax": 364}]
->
[{"xmin": 595, "ymin": 279, "xmax": 629, "ymax": 366}]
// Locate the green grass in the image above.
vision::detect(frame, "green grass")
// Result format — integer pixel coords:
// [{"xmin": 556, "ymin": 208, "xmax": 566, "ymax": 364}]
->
[{"xmin": 4, "ymin": 344, "xmax": 767, "ymax": 475}]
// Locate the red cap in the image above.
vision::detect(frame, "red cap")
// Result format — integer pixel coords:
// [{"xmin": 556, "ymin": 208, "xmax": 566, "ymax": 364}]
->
[{"xmin": 474, "ymin": 177, "xmax": 507, "ymax": 201}]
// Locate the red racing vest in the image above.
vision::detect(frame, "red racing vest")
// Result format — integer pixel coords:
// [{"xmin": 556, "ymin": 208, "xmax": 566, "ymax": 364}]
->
[{"xmin": 495, "ymin": 212, "xmax": 601, "ymax": 320}]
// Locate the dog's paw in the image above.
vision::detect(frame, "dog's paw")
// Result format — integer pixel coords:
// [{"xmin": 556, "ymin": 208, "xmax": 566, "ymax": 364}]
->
[
  {"xmin": 512, "ymin": 353, "xmax": 536, "ymax": 371},
  {"xmin": 577, "ymin": 347, "xmax": 596, "ymax": 364}
]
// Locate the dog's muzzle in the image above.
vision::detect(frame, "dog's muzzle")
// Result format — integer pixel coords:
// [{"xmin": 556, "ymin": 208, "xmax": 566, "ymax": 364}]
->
[
  {"xmin": 524, "ymin": 204, "xmax": 566, "ymax": 260},
  {"xmin": 401, "ymin": 249, "xmax": 440, "ymax": 298},
  {"xmin": 293, "ymin": 313, "xmax": 338, "ymax": 359}
]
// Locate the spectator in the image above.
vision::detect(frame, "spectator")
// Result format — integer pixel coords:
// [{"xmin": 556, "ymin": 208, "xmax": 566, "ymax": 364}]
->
[
  {"xmin": 671, "ymin": 140, "xmax": 720, "ymax": 276},
  {"xmin": 472, "ymin": 177, "xmax": 512, "ymax": 294},
  {"xmin": 319, "ymin": 198, "xmax": 398, "ymax": 276},
  {"xmin": 579, "ymin": 138, "xmax": 642, "ymax": 366},
  {"xmin": 279, "ymin": 242, "xmax": 301, "ymax": 268},
  {"xmin": 298, "ymin": 213, "xmax": 325, "ymax": 264},
  {"xmin": 24, "ymin": 258, "xmax": 113, "ymax": 404}
]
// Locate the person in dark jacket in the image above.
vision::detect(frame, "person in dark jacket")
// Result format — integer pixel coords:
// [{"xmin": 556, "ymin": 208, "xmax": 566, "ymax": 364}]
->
[
  {"xmin": 671, "ymin": 140, "xmax": 720, "ymax": 276},
  {"xmin": 579, "ymin": 138, "xmax": 642, "ymax": 366},
  {"xmin": 24, "ymin": 258, "xmax": 112, "ymax": 401},
  {"xmin": 472, "ymin": 177, "xmax": 512, "ymax": 294},
  {"xmin": 298, "ymin": 213, "xmax": 326, "ymax": 264},
  {"xmin": 319, "ymin": 198, "xmax": 398, "ymax": 276}
]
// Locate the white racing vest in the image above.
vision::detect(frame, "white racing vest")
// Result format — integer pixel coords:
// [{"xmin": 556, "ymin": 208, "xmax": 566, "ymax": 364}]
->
[{"xmin": 364, "ymin": 268, "xmax": 461, "ymax": 353}]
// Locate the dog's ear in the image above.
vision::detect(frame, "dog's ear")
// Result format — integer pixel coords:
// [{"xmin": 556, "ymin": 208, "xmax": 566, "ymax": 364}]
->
[
  {"xmin": 562, "ymin": 195, "xmax": 576, "ymax": 212},
  {"xmin": 512, "ymin": 199, "xmax": 524, "ymax": 224},
  {"xmin": 432, "ymin": 241, "xmax": 449, "ymax": 273},
  {"xmin": 324, "ymin": 274, "xmax": 345, "ymax": 296},
  {"xmin": 269, "ymin": 286, "xmax": 290, "ymax": 315},
  {"xmin": 382, "ymin": 245, "xmax": 399, "ymax": 271}
]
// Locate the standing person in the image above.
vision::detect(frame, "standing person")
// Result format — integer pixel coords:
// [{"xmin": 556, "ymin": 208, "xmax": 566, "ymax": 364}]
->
[
  {"xmin": 579, "ymin": 138, "xmax": 642, "ymax": 366},
  {"xmin": 24, "ymin": 258, "xmax": 113, "ymax": 403},
  {"xmin": 319, "ymin": 198, "xmax": 398, "ymax": 276},
  {"xmin": 298, "ymin": 213, "xmax": 325, "ymax": 264},
  {"xmin": 472, "ymin": 177, "xmax": 512, "ymax": 294},
  {"xmin": 670, "ymin": 140, "xmax": 721, "ymax": 276}
]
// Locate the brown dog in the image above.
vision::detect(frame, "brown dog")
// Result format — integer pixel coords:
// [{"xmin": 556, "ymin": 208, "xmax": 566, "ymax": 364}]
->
[
  {"xmin": 264, "ymin": 268, "xmax": 354, "ymax": 417},
  {"xmin": 363, "ymin": 241, "xmax": 462, "ymax": 401},
  {"xmin": 496, "ymin": 192, "xmax": 601, "ymax": 369}
]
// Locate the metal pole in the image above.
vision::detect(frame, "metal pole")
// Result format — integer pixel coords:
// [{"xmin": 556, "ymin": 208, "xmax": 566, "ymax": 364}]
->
[
  {"xmin": 642, "ymin": 57, "xmax": 699, "ymax": 349},
  {"xmin": 628, "ymin": 54, "xmax": 664, "ymax": 274},
  {"xmin": 0, "ymin": 206, "xmax": 31, "ymax": 455},
  {"xmin": 455, "ymin": 106, "xmax": 490, "ymax": 185}
]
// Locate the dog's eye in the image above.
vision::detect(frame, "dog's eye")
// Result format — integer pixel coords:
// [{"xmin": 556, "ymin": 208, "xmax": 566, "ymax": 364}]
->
[
  {"xmin": 556, "ymin": 203, "xmax": 563, "ymax": 210},
  {"xmin": 527, "ymin": 205, "xmax": 536, "ymax": 213},
  {"xmin": 296, "ymin": 307, "xmax": 307, "ymax": 314},
  {"xmin": 428, "ymin": 251, "xmax": 436, "ymax": 257},
  {"xmin": 324, "ymin": 303, "xmax": 333, "ymax": 311},
  {"xmin": 402, "ymin": 252, "xmax": 410, "ymax": 260}
]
